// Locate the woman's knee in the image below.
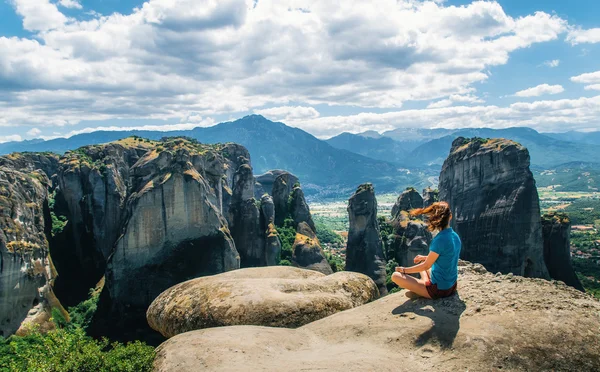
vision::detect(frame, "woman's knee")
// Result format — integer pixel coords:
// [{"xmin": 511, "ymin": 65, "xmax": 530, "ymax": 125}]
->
[{"xmin": 391, "ymin": 272, "xmax": 405, "ymax": 284}]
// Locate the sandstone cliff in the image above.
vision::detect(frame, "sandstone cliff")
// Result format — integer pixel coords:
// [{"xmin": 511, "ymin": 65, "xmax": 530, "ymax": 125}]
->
[
  {"xmin": 422, "ymin": 187, "xmax": 438, "ymax": 208},
  {"xmin": 291, "ymin": 222, "xmax": 332, "ymax": 275},
  {"xmin": 391, "ymin": 187, "xmax": 423, "ymax": 218},
  {"xmin": 346, "ymin": 183, "xmax": 387, "ymax": 296},
  {"xmin": 0, "ymin": 162, "xmax": 66, "ymax": 337},
  {"xmin": 542, "ymin": 213, "xmax": 584, "ymax": 291},
  {"xmin": 153, "ymin": 261, "xmax": 600, "ymax": 372},
  {"xmin": 439, "ymin": 137, "xmax": 549, "ymax": 278},
  {"xmin": 385, "ymin": 211, "xmax": 432, "ymax": 268}
]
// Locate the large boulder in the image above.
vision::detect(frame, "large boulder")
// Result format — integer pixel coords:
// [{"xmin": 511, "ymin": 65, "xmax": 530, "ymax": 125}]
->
[
  {"xmin": 346, "ymin": 183, "xmax": 387, "ymax": 296},
  {"xmin": 153, "ymin": 261, "xmax": 600, "ymax": 372},
  {"xmin": 0, "ymin": 165, "xmax": 66, "ymax": 337},
  {"xmin": 291, "ymin": 222, "xmax": 332, "ymax": 275},
  {"xmin": 542, "ymin": 213, "xmax": 584, "ymax": 291},
  {"xmin": 439, "ymin": 137, "xmax": 549, "ymax": 278},
  {"xmin": 391, "ymin": 187, "xmax": 423, "ymax": 218},
  {"xmin": 147, "ymin": 266, "xmax": 378, "ymax": 338}
]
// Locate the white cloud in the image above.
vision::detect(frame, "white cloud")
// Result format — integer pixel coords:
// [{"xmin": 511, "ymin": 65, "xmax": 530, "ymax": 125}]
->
[
  {"xmin": 0, "ymin": 134, "xmax": 23, "ymax": 143},
  {"xmin": 513, "ymin": 84, "xmax": 564, "ymax": 97},
  {"xmin": 26, "ymin": 128, "xmax": 41, "ymax": 137},
  {"xmin": 0, "ymin": 0, "xmax": 571, "ymax": 129},
  {"xmin": 543, "ymin": 59, "xmax": 560, "ymax": 68},
  {"xmin": 571, "ymin": 71, "xmax": 600, "ymax": 85},
  {"xmin": 584, "ymin": 84, "xmax": 600, "ymax": 91},
  {"xmin": 280, "ymin": 95, "xmax": 600, "ymax": 138},
  {"xmin": 427, "ymin": 94, "xmax": 484, "ymax": 108},
  {"xmin": 254, "ymin": 106, "xmax": 320, "ymax": 122},
  {"xmin": 58, "ymin": 0, "xmax": 82, "ymax": 9},
  {"xmin": 60, "ymin": 119, "xmax": 216, "ymax": 139},
  {"xmin": 567, "ymin": 28, "xmax": 600, "ymax": 45},
  {"xmin": 10, "ymin": 0, "xmax": 67, "ymax": 32}
]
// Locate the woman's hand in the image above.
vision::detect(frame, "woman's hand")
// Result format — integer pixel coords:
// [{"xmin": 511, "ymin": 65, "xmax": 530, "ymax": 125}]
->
[
  {"xmin": 395, "ymin": 267, "xmax": 405, "ymax": 273},
  {"xmin": 413, "ymin": 255, "xmax": 427, "ymax": 264}
]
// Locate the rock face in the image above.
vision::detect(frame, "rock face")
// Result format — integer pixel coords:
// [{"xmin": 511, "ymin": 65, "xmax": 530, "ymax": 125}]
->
[
  {"xmin": 260, "ymin": 195, "xmax": 281, "ymax": 266},
  {"xmin": 391, "ymin": 187, "xmax": 423, "ymax": 218},
  {"xmin": 153, "ymin": 261, "xmax": 600, "ymax": 372},
  {"xmin": 291, "ymin": 222, "xmax": 333, "ymax": 275},
  {"xmin": 346, "ymin": 184, "xmax": 387, "ymax": 296},
  {"xmin": 385, "ymin": 211, "xmax": 432, "ymax": 268},
  {"xmin": 147, "ymin": 266, "xmax": 378, "ymax": 338},
  {"xmin": 289, "ymin": 186, "xmax": 316, "ymax": 231},
  {"xmin": 541, "ymin": 213, "xmax": 584, "ymax": 291},
  {"xmin": 85, "ymin": 138, "xmax": 241, "ymax": 341},
  {"xmin": 254, "ymin": 170, "xmax": 298, "ymax": 201},
  {"xmin": 0, "ymin": 163, "xmax": 65, "ymax": 337},
  {"xmin": 271, "ymin": 172, "xmax": 299, "ymax": 227},
  {"xmin": 439, "ymin": 137, "xmax": 549, "ymax": 279},
  {"xmin": 422, "ymin": 187, "xmax": 439, "ymax": 208}
]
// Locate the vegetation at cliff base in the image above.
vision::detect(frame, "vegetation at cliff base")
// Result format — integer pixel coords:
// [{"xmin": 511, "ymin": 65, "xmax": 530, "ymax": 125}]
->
[{"xmin": 0, "ymin": 289, "xmax": 155, "ymax": 372}]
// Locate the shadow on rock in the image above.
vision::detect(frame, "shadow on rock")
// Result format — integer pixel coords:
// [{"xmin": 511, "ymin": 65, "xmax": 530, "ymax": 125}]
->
[{"xmin": 392, "ymin": 292, "xmax": 466, "ymax": 349}]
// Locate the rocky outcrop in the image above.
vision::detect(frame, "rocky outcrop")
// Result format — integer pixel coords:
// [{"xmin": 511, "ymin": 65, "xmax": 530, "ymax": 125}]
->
[
  {"xmin": 541, "ymin": 213, "xmax": 584, "ymax": 291},
  {"xmin": 0, "ymin": 165, "xmax": 66, "ymax": 337},
  {"xmin": 291, "ymin": 222, "xmax": 332, "ymax": 275},
  {"xmin": 86, "ymin": 138, "xmax": 240, "ymax": 341},
  {"xmin": 391, "ymin": 187, "xmax": 423, "ymax": 218},
  {"xmin": 254, "ymin": 170, "xmax": 298, "ymax": 201},
  {"xmin": 422, "ymin": 187, "xmax": 438, "ymax": 208},
  {"xmin": 0, "ymin": 152, "xmax": 60, "ymax": 183},
  {"xmin": 271, "ymin": 172, "xmax": 299, "ymax": 226},
  {"xmin": 153, "ymin": 261, "xmax": 600, "ymax": 372},
  {"xmin": 289, "ymin": 186, "xmax": 316, "ymax": 231},
  {"xmin": 346, "ymin": 184, "xmax": 387, "ymax": 296},
  {"xmin": 385, "ymin": 211, "xmax": 432, "ymax": 268},
  {"xmin": 228, "ymin": 161, "xmax": 264, "ymax": 268},
  {"xmin": 439, "ymin": 137, "xmax": 549, "ymax": 279},
  {"xmin": 147, "ymin": 266, "xmax": 378, "ymax": 338},
  {"xmin": 260, "ymin": 195, "xmax": 281, "ymax": 266}
]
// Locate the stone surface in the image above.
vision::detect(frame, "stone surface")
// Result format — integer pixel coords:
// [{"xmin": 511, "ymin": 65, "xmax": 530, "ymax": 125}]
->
[
  {"xmin": 153, "ymin": 261, "xmax": 600, "ymax": 372},
  {"xmin": 291, "ymin": 222, "xmax": 332, "ymax": 275},
  {"xmin": 439, "ymin": 137, "xmax": 549, "ymax": 278},
  {"xmin": 391, "ymin": 187, "xmax": 423, "ymax": 218},
  {"xmin": 254, "ymin": 170, "xmax": 298, "ymax": 201},
  {"xmin": 147, "ymin": 266, "xmax": 378, "ymax": 338},
  {"xmin": 385, "ymin": 211, "xmax": 432, "ymax": 268},
  {"xmin": 346, "ymin": 183, "xmax": 387, "ymax": 296},
  {"xmin": 422, "ymin": 187, "xmax": 439, "ymax": 208},
  {"xmin": 541, "ymin": 213, "xmax": 584, "ymax": 291},
  {"xmin": 260, "ymin": 195, "xmax": 281, "ymax": 266},
  {"xmin": 0, "ymin": 164, "xmax": 66, "ymax": 337},
  {"xmin": 271, "ymin": 172, "xmax": 299, "ymax": 226},
  {"xmin": 289, "ymin": 186, "xmax": 316, "ymax": 231}
]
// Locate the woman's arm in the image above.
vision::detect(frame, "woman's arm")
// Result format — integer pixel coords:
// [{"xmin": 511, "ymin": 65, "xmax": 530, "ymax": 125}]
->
[{"xmin": 396, "ymin": 251, "xmax": 439, "ymax": 274}]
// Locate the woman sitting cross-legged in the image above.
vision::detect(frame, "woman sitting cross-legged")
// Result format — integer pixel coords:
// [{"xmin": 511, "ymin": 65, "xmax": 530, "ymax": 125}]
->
[{"xmin": 391, "ymin": 201, "xmax": 462, "ymax": 300}]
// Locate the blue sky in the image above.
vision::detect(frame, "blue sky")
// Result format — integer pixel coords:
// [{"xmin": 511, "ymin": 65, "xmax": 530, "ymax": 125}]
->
[{"xmin": 1, "ymin": 0, "xmax": 599, "ymax": 141}]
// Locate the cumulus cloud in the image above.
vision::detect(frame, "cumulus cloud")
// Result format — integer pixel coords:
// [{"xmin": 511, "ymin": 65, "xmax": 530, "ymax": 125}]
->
[
  {"xmin": 584, "ymin": 84, "xmax": 600, "ymax": 91},
  {"xmin": 567, "ymin": 28, "xmax": 600, "ymax": 45},
  {"xmin": 543, "ymin": 59, "xmax": 560, "ymax": 68},
  {"xmin": 571, "ymin": 70, "xmax": 600, "ymax": 84},
  {"xmin": 427, "ymin": 94, "xmax": 484, "ymax": 108},
  {"xmin": 513, "ymin": 84, "xmax": 564, "ymax": 97},
  {"xmin": 254, "ymin": 106, "xmax": 320, "ymax": 122},
  {"xmin": 1, "ymin": 0, "xmax": 571, "ymax": 129},
  {"xmin": 58, "ymin": 0, "xmax": 82, "ymax": 9},
  {"xmin": 0, "ymin": 134, "xmax": 23, "ymax": 143},
  {"xmin": 26, "ymin": 128, "xmax": 41, "ymax": 137},
  {"xmin": 10, "ymin": 0, "xmax": 67, "ymax": 31},
  {"xmin": 282, "ymin": 95, "xmax": 600, "ymax": 138},
  {"xmin": 61, "ymin": 118, "xmax": 216, "ymax": 138}
]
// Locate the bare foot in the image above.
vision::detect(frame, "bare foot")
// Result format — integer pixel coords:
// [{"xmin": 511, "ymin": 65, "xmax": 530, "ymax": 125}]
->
[{"xmin": 405, "ymin": 291, "xmax": 421, "ymax": 300}]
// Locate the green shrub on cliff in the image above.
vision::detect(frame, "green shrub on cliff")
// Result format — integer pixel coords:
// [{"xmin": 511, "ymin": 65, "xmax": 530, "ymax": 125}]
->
[
  {"xmin": 277, "ymin": 218, "xmax": 297, "ymax": 264},
  {"xmin": 0, "ymin": 326, "xmax": 155, "ymax": 372}
]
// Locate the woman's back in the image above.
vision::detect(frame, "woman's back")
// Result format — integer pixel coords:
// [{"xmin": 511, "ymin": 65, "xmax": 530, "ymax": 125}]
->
[{"xmin": 429, "ymin": 227, "xmax": 461, "ymax": 290}]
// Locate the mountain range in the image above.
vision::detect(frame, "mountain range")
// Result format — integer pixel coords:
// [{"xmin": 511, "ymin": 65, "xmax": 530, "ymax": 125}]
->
[{"xmin": 2, "ymin": 115, "xmax": 599, "ymax": 198}]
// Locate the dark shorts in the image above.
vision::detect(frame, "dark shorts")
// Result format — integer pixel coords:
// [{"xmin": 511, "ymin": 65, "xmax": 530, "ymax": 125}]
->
[{"xmin": 425, "ymin": 281, "xmax": 457, "ymax": 300}]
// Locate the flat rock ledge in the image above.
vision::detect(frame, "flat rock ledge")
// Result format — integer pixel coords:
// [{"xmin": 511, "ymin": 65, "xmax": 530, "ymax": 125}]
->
[
  {"xmin": 147, "ymin": 266, "xmax": 379, "ymax": 338},
  {"xmin": 153, "ymin": 261, "xmax": 600, "ymax": 372}
]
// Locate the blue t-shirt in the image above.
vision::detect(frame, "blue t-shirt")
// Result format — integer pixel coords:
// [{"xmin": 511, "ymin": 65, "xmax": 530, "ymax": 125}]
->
[{"xmin": 429, "ymin": 228, "xmax": 462, "ymax": 290}]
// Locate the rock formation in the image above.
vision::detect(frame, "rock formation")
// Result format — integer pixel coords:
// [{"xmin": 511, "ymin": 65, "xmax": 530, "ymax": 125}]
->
[
  {"xmin": 147, "ymin": 266, "xmax": 378, "ymax": 338},
  {"xmin": 260, "ymin": 194, "xmax": 281, "ymax": 266},
  {"xmin": 271, "ymin": 172, "xmax": 299, "ymax": 226},
  {"xmin": 439, "ymin": 137, "xmax": 549, "ymax": 278},
  {"xmin": 289, "ymin": 186, "xmax": 316, "ymax": 231},
  {"xmin": 346, "ymin": 184, "xmax": 387, "ymax": 296},
  {"xmin": 0, "ymin": 163, "xmax": 66, "ymax": 337},
  {"xmin": 291, "ymin": 222, "xmax": 332, "ymax": 275},
  {"xmin": 254, "ymin": 170, "xmax": 298, "ymax": 201},
  {"xmin": 153, "ymin": 261, "xmax": 600, "ymax": 372},
  {"xmin": 391, "ymin": 187, "xmax": 423, "ymax": 218},
  {"xmin": 541, "ymin": 213, "xmax": 584, "ymax": 291},
  {"xmin": 422, "ymin": 187, "xmax": 439, "ymax": 208},
  {"xmin": 385, "ymin": 211, "xmax": 432, "ymax": 268}
]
